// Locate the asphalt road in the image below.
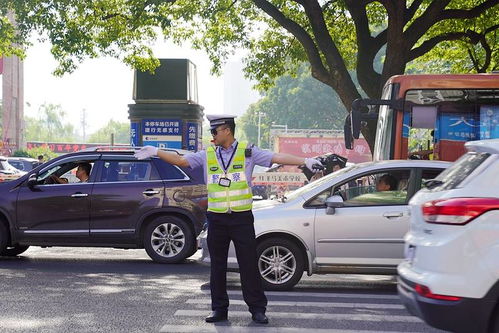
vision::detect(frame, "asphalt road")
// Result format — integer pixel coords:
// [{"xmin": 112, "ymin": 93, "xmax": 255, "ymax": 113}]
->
[{"xmin": 0, "ymin": 247, "xmax": 447, "ymax": 333}]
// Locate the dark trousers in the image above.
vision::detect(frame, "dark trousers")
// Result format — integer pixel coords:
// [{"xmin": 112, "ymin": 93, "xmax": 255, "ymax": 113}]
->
[{"xmin": 206, "ymin": 210, "xmax": 267, "ymax": 314}]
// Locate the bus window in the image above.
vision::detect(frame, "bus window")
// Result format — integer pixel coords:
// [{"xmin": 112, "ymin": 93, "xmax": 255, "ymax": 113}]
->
[{"xmin": 402, "ymin": 89, "xmax": 499, "ymax": 161}]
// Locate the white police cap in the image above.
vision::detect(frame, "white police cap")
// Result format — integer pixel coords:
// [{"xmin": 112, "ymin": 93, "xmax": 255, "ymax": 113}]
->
[{"xmin": 207, "ymin": 114, "xmax": 237, "ymax": 129}]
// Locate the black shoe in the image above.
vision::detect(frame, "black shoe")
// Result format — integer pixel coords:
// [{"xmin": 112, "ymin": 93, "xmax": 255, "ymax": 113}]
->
[
  {"xmin": 251, "ymin": 312, "xmax": 268, "ymax": 324},
  {"xmin": 205, "ymin": 310, "xmax": 228, "ymax": 323}
]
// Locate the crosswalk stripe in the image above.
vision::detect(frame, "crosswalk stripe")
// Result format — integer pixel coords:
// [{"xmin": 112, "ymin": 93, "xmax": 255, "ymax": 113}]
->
[
  {"xmin": 199, "ymin": 289, "xmax": 399, "ymax": 300},
  {"xmin": 159, "ymin": 324, "xmax": 408, "ymax": 333},
  {"xmin": 186, "ymin": 299, "xmax": 404, "ymax": 309},
  {"xmin": 174, "ymin": 310, "xmax": 422, "ymax": 323}
]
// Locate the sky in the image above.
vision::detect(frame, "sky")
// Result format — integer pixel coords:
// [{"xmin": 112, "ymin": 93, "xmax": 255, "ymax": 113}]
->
[{"xmin": 19, "ymin": 38, "xmax": 248, "ymax": 135}]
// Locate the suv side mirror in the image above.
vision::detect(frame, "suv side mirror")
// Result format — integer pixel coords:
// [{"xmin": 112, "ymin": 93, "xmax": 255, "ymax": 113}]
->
[
  {"xmin": 27, "ymin": 174, "xmax": 38, "ymax": 189},
  {"xmin": 326, "ymin": 195, "xmax": 344, "ymax": 215}
]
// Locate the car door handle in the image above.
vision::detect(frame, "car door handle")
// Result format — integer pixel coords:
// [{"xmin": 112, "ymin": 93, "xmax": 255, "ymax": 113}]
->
[
  {"xmin": 143, "ymin": 190, "xmax": 160, "ymax": 196},
  {"xmin": 383, "ymin": 212, "xmax": 404, "ymax": 218},
  {"xmin": 71, "ymin": 193, "xmax": 88, "ymax": 198}
]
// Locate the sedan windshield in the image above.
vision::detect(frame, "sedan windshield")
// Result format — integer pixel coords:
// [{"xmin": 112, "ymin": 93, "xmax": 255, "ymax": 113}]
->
[{"xmin": 284, "ymin": 164, "xmax": 358, "ymax": 202}]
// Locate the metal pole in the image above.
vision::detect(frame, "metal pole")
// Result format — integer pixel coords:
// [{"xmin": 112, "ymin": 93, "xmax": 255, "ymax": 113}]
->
[{"xmin": 257, "ymin": 112, "xmax": 261, "ymax": 147}]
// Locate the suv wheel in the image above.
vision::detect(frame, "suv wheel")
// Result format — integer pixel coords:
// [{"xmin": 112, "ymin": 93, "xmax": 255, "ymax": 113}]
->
[
  {"xmin": 0, "ymin": 222, "xmax": 8, "ymax": 254},
  {"xmin": 0, "ymin": 245, "xmax": 30, "ymax": 257},
  {"xmin": 256, "ymin": 238, "xmax": 305, "ymax": 291},
  {"xmin": 144, "ymin": 216, "xmax": 194, "ymax": 264}
]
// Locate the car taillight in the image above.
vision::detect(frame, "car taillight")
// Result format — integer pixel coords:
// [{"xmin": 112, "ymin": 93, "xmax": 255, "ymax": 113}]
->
[
  {"xmin": 422, "ymin": 197, "xmax": 499, "ymax": 225},
  {"xmin": 415, "ymin": 284, "xmax": 461, "ymax": 301}
]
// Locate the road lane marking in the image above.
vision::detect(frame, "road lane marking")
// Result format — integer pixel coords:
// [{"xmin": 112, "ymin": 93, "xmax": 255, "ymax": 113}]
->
[
  {"xmin": 186, "ymin": 299, "xmax": 404, "ymax": 309},
  {"xmin": 199, "ymin": 289, "xmax": 399, "ymax": 299},
  {"xmin": 160, "ymin": 325, "xmax": 408, "ymax": 332},
  {"xmin": 174, "ymin": 310, "xmax": 422, "ymax": 323}
]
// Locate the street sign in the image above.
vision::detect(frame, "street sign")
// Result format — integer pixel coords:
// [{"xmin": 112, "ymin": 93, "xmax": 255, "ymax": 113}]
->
[
  {"xmin": 130, "ymin": 122, "xmax": 139, "ymax": 146},
  {"xmin": 142, "ymin": 119, "xmax": 182, "ymax": 148}
]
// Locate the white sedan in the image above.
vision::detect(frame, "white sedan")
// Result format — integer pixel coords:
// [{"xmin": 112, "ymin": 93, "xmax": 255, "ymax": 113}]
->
[{"xmin": 199, "ymin": 159, "xmax": 451, "ymax": 290}]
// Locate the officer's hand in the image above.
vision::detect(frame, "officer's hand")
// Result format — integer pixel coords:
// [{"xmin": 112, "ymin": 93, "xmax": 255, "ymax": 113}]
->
[
  {"xmin": 305, "ymin": 158, "xmax": 324, "ymax": 172},
  {"xmin": 134, "ymin": 146, "xmax": 158, "ymax": 160}
]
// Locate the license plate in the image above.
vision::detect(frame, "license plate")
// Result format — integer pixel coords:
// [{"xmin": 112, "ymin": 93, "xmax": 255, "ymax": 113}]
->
[{"xmin": 406, "ymin": 245, "xmax": 416, "ymax": 265}]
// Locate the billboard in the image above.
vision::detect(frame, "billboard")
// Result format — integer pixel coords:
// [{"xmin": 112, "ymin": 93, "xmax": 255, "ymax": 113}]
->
[{"xmin": 276, "ymin": 136, "xmax": 371, "ymax": 163}]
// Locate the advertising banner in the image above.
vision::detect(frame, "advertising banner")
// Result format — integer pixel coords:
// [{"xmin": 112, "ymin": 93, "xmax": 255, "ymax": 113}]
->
[
  {"xmin": 435, "ymin": 113, "xmax": 479, "ymax": 142},
  {"xmin": 252, "ymin": 172, "xmax": 306, "ymax": 186},
  {"xmin": 277, "ymin": 137, "xmax": 371, "ymax": 163},
  {"xmin": 480, "ymin": 105, "xmax": 499, "ymax": 139}
]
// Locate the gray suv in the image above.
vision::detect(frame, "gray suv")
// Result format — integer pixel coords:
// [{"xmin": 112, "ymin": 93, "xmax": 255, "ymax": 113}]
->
[{"xmin": 0, "ymin": 147, "xmax": 207, "ymax": 263}]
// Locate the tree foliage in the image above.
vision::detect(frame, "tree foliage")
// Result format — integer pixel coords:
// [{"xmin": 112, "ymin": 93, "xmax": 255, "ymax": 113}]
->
[
  {"xmin": 2, "ymin": 0, "xmax": 498, "ymax": 149},
  {"xmin": 24, "ymin": 103, "xmax": 78, "ymax": 142},
  {"xmin": 238, "ymin": 64, "xmax": 347, "ymax": 148},
  {"xmin": 87, "ymin": 119, "xmax": 130, "ymax": 144}
]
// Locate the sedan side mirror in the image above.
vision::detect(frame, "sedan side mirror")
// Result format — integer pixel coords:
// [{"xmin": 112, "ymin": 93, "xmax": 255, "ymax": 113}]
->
[
  {"xmin": 326, "ymin": 195, "xmax": 344, "ymax": 215},
  {"xmin": 27, "ymin": 174, "xmax": 38, "ymax": 189}
]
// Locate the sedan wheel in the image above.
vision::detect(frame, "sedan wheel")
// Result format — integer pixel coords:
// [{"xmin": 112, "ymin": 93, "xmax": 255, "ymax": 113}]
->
[
  {"xmin": 144, "ymin": 216, "xmax": 194, "ymax": 264},
  {"xmin": 0, "ymin": 245, "xmax": 29, "ymax": 257},
  {"xmin": 256, "ymin": 238, "xmax": 305, "ymax": 291}
]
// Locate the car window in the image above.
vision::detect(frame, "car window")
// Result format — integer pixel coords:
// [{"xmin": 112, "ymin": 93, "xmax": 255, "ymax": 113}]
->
[
  {"xmin": 284, "ymin": 164, "xmax": 357, "ymax": 202},
  {"xmin": 8, "ymin": 161, "xmax": 23, "ymax": 170},
  {"xmin": 430, "ymin": 152, "xmax": 490, "ymax": 191},
  {"xmin": 309, "ymin": 169, "xmax": 411, "ymax": 207},
  {"xmin": 100, "ymin": 161, "xmax": 160, "ymax": 182},
  {"xmin": 420, "ymin": 168, "xmax": 445, "ymax": 189},
  {"xmin": 38, "ymin": 160, "xmax": 95, "ymax": 184},
  {"xmin": 0, "ymin": 160, "xmax": 19, "ymax": 172},
  {"xmin": 154, "ymin": 159, "xmax": 188, "ymax": 181}
]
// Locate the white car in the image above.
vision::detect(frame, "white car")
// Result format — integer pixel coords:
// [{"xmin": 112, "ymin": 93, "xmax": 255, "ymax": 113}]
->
[
  {"xmin": 398, "ymin": 139, "xmax": 499, "ymax": 333},
  {"xmin": 0, "ymin": 156, "xmax": 26, "ymax": 182},
  {"xmin": 199, "ymin": 159, "xmax": 450, "ymax": 290}
]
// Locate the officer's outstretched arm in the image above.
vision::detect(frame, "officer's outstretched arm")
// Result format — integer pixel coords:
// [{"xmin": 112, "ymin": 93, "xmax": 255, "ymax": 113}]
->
[
  {"xmin": 134, "ymin": 146, "xmax": 190, "ymax": 168},
  {"xmin": 272, "ymin": 153, "xmax": 323, "ymax": 172},
  {"xmin": 272, "ymin": 153, "xmax": 306, "ymax": 166}
]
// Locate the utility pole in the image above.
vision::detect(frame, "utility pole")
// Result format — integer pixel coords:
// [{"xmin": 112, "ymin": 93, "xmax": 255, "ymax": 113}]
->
[
  {"xmin": 257, "ymin": 112, "xmax": 263, "ymax": 147},
  {"xmin": 80, "ymin": 109, "xmax": 87, "ymax": 142}
]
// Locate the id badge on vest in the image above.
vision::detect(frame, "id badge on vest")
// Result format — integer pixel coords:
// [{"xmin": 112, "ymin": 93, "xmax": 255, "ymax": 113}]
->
[{"xmin": 218, "ymin": 177, "xmax": 231, "ymax": 187}]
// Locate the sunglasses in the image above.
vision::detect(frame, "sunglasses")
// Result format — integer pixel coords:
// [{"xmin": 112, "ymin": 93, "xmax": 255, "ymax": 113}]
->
[{"xmin": 210, "ymin": 127, "xmax": 227, "ymax": 136}]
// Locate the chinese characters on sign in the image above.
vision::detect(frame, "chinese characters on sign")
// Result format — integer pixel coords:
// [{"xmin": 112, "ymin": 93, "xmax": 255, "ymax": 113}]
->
[
  {"xmin": 252, "ymin": 172, "xmax": 307, "ymax": 186},
  {"xmin": 26, "ymin": 142, "xmax": 100, "ymax": 153},
  {"xmin": 130, "ymin": 122, "xmax": 139, "ymax": 146},
  {"xmin": 142, "ymin": 119, "xmax": 182, "ymax": 149},
  {"xmin": 185, "ymin": 122, "xmax": 200, "ymax": 151},
  {"xmin": 277, "ymin": 137, "xmax": 371, "ymax": 163}
]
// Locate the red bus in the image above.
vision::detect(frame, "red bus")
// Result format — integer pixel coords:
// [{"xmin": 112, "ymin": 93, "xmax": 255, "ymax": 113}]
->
[{"xmin": 347, "ymin": 74, "xmax": 499, "ymax": 161}]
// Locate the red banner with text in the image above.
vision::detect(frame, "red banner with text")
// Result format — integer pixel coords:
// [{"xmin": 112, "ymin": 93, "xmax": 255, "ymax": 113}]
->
[{"xmin": 277, "ymin": 137, "xmax": 372, "ymax": 163}]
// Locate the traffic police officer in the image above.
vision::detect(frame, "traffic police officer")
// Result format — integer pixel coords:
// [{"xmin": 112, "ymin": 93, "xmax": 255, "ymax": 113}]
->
[{"xmin": 134, "ymin": 115, "xmax": 323, "ymax": 324}]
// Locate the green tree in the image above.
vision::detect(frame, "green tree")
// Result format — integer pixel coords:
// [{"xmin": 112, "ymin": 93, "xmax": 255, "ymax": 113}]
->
[
  {"xmin": 238, "ymin": 64, "xmax": 347, "ymax": 148},
  {"xmin": 2, "ymin": 1, "xmax": 498, "ymax": 149},
  {"xmin": 88, "ymin": 119, "xmax": 130, "ymax": 144},
  {"xmin": 24, "ymin": 103, "xmax": 78, "ymax": 142}
]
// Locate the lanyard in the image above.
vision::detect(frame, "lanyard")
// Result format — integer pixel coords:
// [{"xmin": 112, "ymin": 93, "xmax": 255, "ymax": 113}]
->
[{"xmin": 218, "ymin": 142, "xmax": 238, "ymax": 173}]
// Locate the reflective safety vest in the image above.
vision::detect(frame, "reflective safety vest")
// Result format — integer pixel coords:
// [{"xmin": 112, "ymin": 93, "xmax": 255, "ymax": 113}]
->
[{"xmin": 206, "ymin": 142, "xmax": 253, "ymax": 213}]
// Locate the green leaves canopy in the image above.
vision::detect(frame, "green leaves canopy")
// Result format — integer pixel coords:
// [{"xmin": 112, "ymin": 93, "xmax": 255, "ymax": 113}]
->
[{"xmin": 1, "ymin": 0, "xmax": 498, "ymax": 148}]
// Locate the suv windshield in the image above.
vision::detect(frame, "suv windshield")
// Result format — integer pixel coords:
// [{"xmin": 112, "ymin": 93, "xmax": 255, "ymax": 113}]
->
[{"xmin": 430, "ymin": 152, "xmax": 490, "ymax": 191}]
